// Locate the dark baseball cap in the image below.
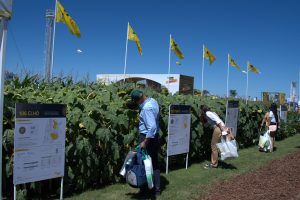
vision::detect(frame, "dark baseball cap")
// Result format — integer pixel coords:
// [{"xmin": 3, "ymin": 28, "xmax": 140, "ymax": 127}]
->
[{"xmin": 130, "ymin": 90, "xmax": 143, "ymax": 102}]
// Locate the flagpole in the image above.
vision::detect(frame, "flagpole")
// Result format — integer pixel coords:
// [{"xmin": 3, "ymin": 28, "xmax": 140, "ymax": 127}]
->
[
  {"xmin": 0, "ymin": 17, "xmax": 9, "ymax": 199},
  {"xmin": 201, "ymin": 45, "xmax": 205, "ymax": 95},
  {"xmin": 49, "ymin": 0, "xmax": 58, "ymax": 82},
  {"xmin": 246, "ymin": 61, "xmax": 249, "ymax": 104},
  {"xmin": 123, "ymin": 22, "xmax": 129, "ymax": 82},
  {"xmin": 168, "ymin": 34, "xmax": 171, "ymax": 90},
  {"xmin": 227, "ymin": 54, "xmax": 230, "ymax": 98},
  {"xmin": 298, "ymin": 68, "xmax": 300, "ymax": 104}
]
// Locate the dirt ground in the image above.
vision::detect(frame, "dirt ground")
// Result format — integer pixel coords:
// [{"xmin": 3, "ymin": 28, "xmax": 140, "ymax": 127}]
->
[{"xmin": 201, "ymin": 149, "xmax": 300, "ymax": 200}]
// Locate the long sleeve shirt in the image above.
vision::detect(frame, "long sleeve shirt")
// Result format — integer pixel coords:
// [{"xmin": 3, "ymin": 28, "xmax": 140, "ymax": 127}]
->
[
  {"xmin": 206, "ymin": 111, "xmax": 225, "ymax": 127},
  {"xmin": 139, "ymin": 98, "xmax": 160, "ymax": 138}
]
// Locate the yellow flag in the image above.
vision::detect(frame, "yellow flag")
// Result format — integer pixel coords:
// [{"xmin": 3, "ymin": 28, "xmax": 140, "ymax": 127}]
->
[
  {"xmin": 170, "ymin": 37, "xmax": 184, "ymax": 59},
  {"xmin": 248, "ymin": 63, "xmax": 260, "ymax": 74},
  {"xmin": 229, "ymin": 55, "xmax": 240, "ymax": 69},
  {"xmin": 0, "ymin": 0, "xmax": 13, "ymax": 18},
  {"xmin": 262, "ymin": 92, "xmax": 269, "ymax": 104},
  {"xmin": 279, "ymin": 93, "xmax": 286, "ymax": 105},
  {"xmin": 204, "ymin": 47, "xmax": 216, "ymax": 65},
  {"xmin": 128, "ymin": 23, "xmax": 142, "ymax": 55},
  {"xmin": 56, "ymin": 1, "xmax": 81, "ymax": 38}
]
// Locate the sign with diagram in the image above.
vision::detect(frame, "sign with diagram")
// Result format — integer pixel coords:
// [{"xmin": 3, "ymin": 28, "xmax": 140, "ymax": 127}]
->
[
  {"xmin": 13, "ymin": 104, "xmax": 66, "ymax": 185},
  {"xmin": 167, "ymin": 105, "xmax": 191, "ymax": 156},
  {"xmin": 225, "ymin": 101, "xmax": 239, "ymax": 136}
]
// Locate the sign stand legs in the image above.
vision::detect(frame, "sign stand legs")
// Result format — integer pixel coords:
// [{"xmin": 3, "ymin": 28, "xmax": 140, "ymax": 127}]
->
[
  {"xmin": 185, "ymin": 153, "xmax": 189, "ymax": 169},
  {"xmin": 60, "ymin": 177, "xmax": 64, "ymax": 200},
  {"xmin": 166, "ymin": 153, "xmax": 189, "ymax": 174},
  {"xmin": 13, "ymin": 178, "xmax": 63, "ymax": 200},
  {"xmin": 13, "ymin": 185, "xmax": 16, "ymax": 200},
  {"xmin": 166, "ymin": 156, "xmax": 169, "ymax": 174}
]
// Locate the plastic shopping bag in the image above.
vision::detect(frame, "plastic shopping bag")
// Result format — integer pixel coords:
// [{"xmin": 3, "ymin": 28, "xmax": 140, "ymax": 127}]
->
[
  {"xmin": 143, "ymin": 154, "xmax": 154, "ymax": 189},
  {"xmin": 119, "ymin": 150, "xmax": 137, "ymax": 177},
  {"xmin": 263, "ymin": 131, "xmax": 272, "ymax": 152},
  {"xmin": 227, "ymin": 140, "xmax": 238, "ymax": 158},
  {"xmin": 258, "ymin": 134, "xmax": 268, "ymax": 149},
  {"xmin": 216, "ymin": 137, "xmax": 239, "ymax": 161}
]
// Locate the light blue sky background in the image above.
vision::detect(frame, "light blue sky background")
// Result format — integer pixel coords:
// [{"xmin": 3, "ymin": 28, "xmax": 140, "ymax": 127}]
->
[{"xmin": 5, "ymin": 0, "xmax": 300, "ymax": 98}]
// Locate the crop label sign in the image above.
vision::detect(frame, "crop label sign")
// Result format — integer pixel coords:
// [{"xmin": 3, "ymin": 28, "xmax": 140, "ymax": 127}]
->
[
  {"xmin": 13, "ymin": 104, "xmax": 66, "ymax": 185},
  {"xmin": 167, "ymin": 105, "xmax": 191, "ymax": 156},
  {"xmin": 280, "ymin": 105, "xmax": 288, "ymax": 123},
  {"xmin": 225, "ymin": 101, "xmax": 239, "ymax": 137}
]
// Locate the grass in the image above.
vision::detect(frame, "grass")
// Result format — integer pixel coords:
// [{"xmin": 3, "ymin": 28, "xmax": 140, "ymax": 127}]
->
[{"xmin": 66, "ymin": 134, "xmax": 300, "ymax": 200}]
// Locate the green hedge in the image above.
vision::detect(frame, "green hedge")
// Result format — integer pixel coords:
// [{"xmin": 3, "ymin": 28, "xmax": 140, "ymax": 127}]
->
[{"xmin": 2, "ymin": 76, "xmax": 299, "ymax": 198}]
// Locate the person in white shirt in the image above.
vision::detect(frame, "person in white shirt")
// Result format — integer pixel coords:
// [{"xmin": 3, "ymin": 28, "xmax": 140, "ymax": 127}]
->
[
  {"xmin": 200, "ymin": 105, "xmax": 226, "ymax": 169},
  {"xmin": 260, "ymin": 103, "xmax": 280, "ymax": 152}
]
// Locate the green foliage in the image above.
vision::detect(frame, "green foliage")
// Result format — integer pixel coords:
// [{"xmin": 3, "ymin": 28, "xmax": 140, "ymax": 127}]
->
[
  {"xmin": 2, "ymin": 76, "xmax": 299, "ymax": 198},
  {"xmin": 229, "ymin": 89, "xmax": 237, "ymax": 97}
]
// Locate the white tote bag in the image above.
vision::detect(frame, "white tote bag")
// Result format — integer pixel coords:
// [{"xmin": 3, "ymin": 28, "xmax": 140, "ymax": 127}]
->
[
  {"xmin": 259, "ymin": 134, "xmax": 268, "ymax": 149},
  {"xmin": 216, "ymin": 137, "xmax": 239, "ymax": 160},
  {"xmin": 143, "ymin": 155, "xmax": 154, "ymax": 189},
  {"xmin": 263, "ymin": 131, "xmax": 273, "ymax": 152}
]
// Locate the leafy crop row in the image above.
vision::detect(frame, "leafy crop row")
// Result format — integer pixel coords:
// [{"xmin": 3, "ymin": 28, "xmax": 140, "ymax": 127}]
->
[{"xmin": 2, "ymin": 76, "xmax": 299, "ymax": 199}]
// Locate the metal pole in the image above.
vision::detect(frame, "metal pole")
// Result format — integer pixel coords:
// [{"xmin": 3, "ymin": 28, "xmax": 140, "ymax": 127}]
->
[
  {"xmin": 227, "ymin": 54, "xmax": 230, "ymax": 98},
  {"xmin": 201, "ymin": 45, "xmax": 205, "ymax": 95},
  {"xmin": 13, "ymin": 185, "xmax": 16, "ymax": 200},
  {"xmin": 166, "ymin": 156, "xmax": 169, "ymax": 174},
  {"xmin": 185, "ymin": 153, "xmax": 189, "ymax": 169},
  {"xmin": 60, "ymin": 177, "xmax": 64, "ymax": 200},
  {"xmin": 246, "ymin": 61, "xmax": 249, "ymax": 104},
  {"xmin": 168, "ymin": 34, "xmax": 171, "ymax": 91},
  {"xmin": 49, "ymin": 0, "xmax": 58, "ymax": 81},
  {"xmin": 168, "ymin": 34, "xmax": 171, "ymax": 75},
  {"xmin": 44, "ymin": 10, "xmax": 55, "ymax": 82},
  {"xmin": 166, "ymin": 105, "xmax": 171, "ymax": 174},
  {"xmin": 298, "ymin": 68, "xmax": 300, "ymax": 104},
  {"xmin": 0, "ymin": 17, "xmax": 8, "ymax": 200},
  {"xmin": 123, "ymin": 22, "xmax": 129, "ymax": 82}
]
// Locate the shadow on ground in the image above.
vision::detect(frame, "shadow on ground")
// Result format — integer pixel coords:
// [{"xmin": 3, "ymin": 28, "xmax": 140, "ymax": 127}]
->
[
  {"xmin": 219, "ymin": 161, "xmax": 237, "ymax": 170},
  {"xmin": 125, "ymin": 176, "xmax": 169, "ymax": 200}
]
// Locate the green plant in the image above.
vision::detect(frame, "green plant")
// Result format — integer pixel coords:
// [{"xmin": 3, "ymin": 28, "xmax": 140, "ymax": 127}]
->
[{"xmin": 2, "ymin": 75, "xmax": 299, "ymax": 198}]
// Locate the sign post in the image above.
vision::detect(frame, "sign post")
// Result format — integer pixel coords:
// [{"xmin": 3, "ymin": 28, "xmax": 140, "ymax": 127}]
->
[
  {"xmin": 225, "ymin": 101, "xmax": 239, "ymax": 137},
  {"xmin": 0, "ymin": 18, "xmax": 8, "ymax": 200},
  {"xmin": 1, "ymin": 1, "xmax": 13, "ymax": 198},
  {"xmin": 166, "ymin": 105, "xmax": 191, "ymax": 174},
  {"xmin": 13, "ymin": 104, "xmax": 66, "ymax": 200}
]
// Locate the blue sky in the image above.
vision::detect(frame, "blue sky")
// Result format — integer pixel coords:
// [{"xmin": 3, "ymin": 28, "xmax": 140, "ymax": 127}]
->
[{"xmin": 5, "ymin": 0, "xmax": 300, "ymax": 98}]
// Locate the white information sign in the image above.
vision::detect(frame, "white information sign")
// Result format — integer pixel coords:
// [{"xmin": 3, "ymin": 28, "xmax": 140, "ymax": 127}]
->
[
  {"xmin": 280, "ymin": 105, "xmax": 288, "ymax": 123},
  {"xmin": 167, "ymin": 105, "xmax": 191, "ymax": 156},
  {"xmin": 225, "ymin": 101, "xmax": 239, "ymax": 137},
  {"xmin": 13, "ymin": 104, "xmax": 66, "ymax": 185},
  {"xmin": 166, "ymin": 105, "xmax": 191, "ymax": 174}
]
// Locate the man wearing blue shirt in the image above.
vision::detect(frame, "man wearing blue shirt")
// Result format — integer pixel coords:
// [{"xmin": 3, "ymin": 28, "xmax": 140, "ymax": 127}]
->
[{"xmin": 130, "ymin": 90, "xmax": 161, "ymax": 196}]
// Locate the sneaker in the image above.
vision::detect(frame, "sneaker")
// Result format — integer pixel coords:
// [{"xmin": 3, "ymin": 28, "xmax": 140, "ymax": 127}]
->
[{"xmin": 204, "ymin": 163, "xmax": 218, "ymax": 169}]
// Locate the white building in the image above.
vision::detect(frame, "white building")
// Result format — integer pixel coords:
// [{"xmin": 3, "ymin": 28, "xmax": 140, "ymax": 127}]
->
[{"xmin": 96, "ymin": 74, "xmax": 194, "ymax": 94}]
